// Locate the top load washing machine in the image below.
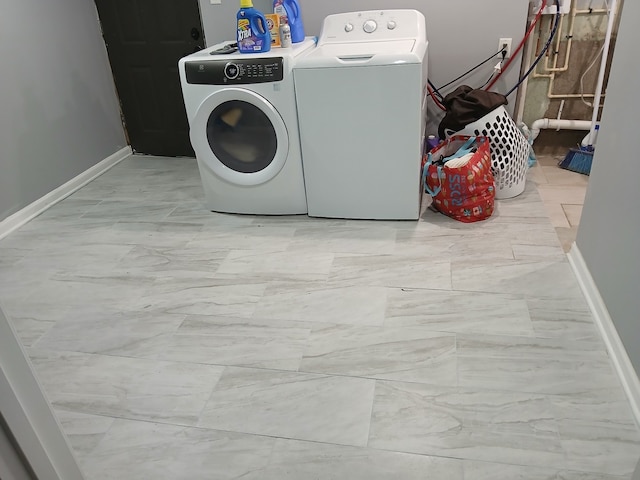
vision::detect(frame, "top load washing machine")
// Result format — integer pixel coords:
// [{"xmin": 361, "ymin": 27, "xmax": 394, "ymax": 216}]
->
[
  {"xmin": 179, "ymin": 38, "xmax": 316, "ymax": 215},
  {"xmin": 294, "ymin": 10, "xmax": 428, "ymax": 220}
]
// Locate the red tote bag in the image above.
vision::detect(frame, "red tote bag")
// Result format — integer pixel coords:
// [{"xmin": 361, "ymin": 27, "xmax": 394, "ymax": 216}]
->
[{"xmin": 422, "ymin": 135, "xmax": 495, "ymax": 223}]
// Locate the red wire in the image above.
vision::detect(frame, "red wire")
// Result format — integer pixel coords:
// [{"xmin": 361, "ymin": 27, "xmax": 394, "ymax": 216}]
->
[
  {"xmin": 427, "ymin": 84, "xmax": 446, "ymax": 111},
  {"xmin": 485, "ymin": 0, "xmax": 547, "ymax": 91}
]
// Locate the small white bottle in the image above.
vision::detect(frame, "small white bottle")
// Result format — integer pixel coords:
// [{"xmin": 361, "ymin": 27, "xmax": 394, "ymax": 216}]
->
[{"xmin": 279, "ymin": 20, "xmax": 292, "ymax": 48}]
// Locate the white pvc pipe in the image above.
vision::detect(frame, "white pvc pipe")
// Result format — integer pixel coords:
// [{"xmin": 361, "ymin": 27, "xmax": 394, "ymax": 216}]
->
[
  {"xmin": 530, "ymin": 118, "xmax": 591, "ymax": 142},
  {"xmin": 587, "ymin": 0, "xmax": 617, "ymax": 146},
  {"xmin": 556, "ymin": 99, "xmax": 566, "ymax": 128},
  {"xmin": 515, "ymin": 16, "xmax": 538, "ymax": 124},
  {"xmin": 526, "ymin": 0, "xmax": 616, "ymax": 148}
]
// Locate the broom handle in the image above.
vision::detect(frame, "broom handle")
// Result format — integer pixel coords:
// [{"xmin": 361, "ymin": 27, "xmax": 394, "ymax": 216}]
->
[{"xmin": 589, "ymin": 0, "xmax": 617, "ymax": 146}]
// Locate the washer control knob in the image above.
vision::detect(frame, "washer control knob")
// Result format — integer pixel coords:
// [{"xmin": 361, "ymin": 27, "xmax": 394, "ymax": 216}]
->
[
  {"xmin": 345, "ymin": 23, "xmax": 354, "ymax": 33},
  {"xmin": 387, "ymin": 21, "xmax": 397, "ymax": 30},
  {"xmin": 224, "ymin": 63, "xmax": 240, "ymax": 80},
  {"xmin": 363, "ymin": 20, "xmax": 377, "ymax": 34}
]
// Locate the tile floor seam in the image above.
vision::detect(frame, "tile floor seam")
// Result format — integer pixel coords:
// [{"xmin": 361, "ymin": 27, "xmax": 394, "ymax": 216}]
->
[
  {"xmin": 366, "ymin": 443, "xmax": 574, "ymax": 474},
  {"xmin": 30, "ymin": 348, "xmax": 312, "ymax": 373},
  {"xmin": 29, "ymin": 352, "xmax": 470, "ymax": 393},
  {"xmin": 50, "ymin": 405, "xmax": 203, "ymax": 431},
  {"xmin": 57, "ymin": 408, "xmax": 363, "ymax": 448},
  {"xmin": 74, "ymin": 416, "xmax": 118, "ymax": 458},
  {"xmin": 80, "ymin": 416, "xmax": 484, "ymax": 462},
  {"xmin": 30, "ymin": 309, "xmax": 601, "ymax": 344},
  {"xmin": 363, "ymin": 380, "xmax": 378, "ymax": 449},
  {"xmin": 37, "ymin": 337, "xmax": 612, "ymax": 384},
  {"xmin": 454, "ymin": 333, "xmax": 459, "ymax": 387}
]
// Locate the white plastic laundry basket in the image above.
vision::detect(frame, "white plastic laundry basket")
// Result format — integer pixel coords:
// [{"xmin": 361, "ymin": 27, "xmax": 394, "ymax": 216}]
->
[{"xmin": 448, "ymin": 106, "xmax": 529, "ymax": 199}]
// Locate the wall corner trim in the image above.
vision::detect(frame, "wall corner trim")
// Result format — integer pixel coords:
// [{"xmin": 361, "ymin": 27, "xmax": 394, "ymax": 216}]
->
[
  {"xmin": 0, "ymin": 146, "xmax": 132, "ymax": 241},
  {"xmin": 568, "ymin": 243, "xmax": 640, "ymax": 427}
]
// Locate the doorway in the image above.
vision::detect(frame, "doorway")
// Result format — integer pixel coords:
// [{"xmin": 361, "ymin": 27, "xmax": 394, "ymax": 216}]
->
[{"xmin": 94, "ymin": 0, "xmax": 205, "ymax": 157}]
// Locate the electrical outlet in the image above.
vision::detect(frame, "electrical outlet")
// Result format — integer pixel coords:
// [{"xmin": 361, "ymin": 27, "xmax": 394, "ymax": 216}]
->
[{"xmin": 498, "ymin": 38, "xmax": 512, "ymax": 59}]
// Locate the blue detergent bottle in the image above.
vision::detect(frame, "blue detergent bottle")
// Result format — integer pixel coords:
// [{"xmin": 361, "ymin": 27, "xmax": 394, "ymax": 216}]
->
[
  {"xmin": 237, "ymin": 0, "xmax": 271, "ymax": 54},
  {"xmin": 273, "ymin": 0, "xmax": 305, "ymax": 44}
]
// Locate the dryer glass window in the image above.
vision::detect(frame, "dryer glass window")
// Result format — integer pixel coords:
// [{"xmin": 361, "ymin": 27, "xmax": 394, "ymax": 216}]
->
[{"xmin": 206, "ymin": 101, "xmax": 278, "ymax": 173}]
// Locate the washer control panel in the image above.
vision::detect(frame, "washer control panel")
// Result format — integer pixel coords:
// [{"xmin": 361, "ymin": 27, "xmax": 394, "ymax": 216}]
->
[
  {"xmin": 185, "ymin": 58, "xmax": 284, "ymax": 85},
  {"xmin": 320, "ymin": 10, "xmax": 423, "ymax": 43}
]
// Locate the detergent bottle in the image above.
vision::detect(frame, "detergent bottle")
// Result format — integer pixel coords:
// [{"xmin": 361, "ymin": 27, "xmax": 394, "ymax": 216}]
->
[
  {"xmin": 273, "ymin": 0, "xmax": 305, "ymax": 44},
  {"xmin": 237, "ymin": 0, "xmax": 271, "ymax": 54}
]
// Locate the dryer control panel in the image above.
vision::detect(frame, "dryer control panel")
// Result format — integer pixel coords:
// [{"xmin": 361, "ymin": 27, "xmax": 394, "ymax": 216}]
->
[{"xmin": 185, "ymin": 58, "xmax": 284, "ymax": 85}]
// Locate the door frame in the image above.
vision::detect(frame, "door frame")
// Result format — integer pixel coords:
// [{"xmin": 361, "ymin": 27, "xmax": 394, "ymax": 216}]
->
[{"xmin": 0, "ymin": 305, "xmax": 85, "ymax": 480}]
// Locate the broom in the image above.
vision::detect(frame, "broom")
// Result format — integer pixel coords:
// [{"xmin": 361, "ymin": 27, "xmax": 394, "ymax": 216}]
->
[
  {"xmin": 560, "ymin": 125, "xmax": 598, "ymax": 175},
  {"xmin": 559, "ymin": 0, "xmax": 617, "ymax": 175}
]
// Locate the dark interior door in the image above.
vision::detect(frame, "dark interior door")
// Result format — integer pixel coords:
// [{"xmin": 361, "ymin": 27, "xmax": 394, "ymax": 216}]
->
[{"xmin": 95, "ymin": 0, "xmax": 205, "ymax": 157}]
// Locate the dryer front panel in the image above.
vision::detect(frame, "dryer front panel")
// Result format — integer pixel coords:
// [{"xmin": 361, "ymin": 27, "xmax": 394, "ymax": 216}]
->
[{"xmin": 190, "ymin": 88, "xmax": 289, "ymax": 186}]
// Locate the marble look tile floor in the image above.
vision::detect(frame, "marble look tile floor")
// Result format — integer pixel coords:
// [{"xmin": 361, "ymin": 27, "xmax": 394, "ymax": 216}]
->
[
  {"xmin": 1, "ymin": 155, "xmax": 638, "ymax": 479},
  {"xmin": 531, "ymin": 154, "xmax": 590, "ymax": 252}
]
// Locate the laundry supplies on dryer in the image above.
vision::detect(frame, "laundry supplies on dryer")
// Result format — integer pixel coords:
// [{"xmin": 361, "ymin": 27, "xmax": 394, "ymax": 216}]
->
[
  {"xmin": 237, "ymin": 0, "xmax": 271, "ymax": 54},
  {"xmin": 274, "ymin": 0, "xmax": 305, "ymax": 43}
]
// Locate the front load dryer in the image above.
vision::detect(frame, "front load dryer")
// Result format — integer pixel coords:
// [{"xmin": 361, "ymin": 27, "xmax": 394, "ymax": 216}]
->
[
  {"xmin": 294, "ymin": 11, "xmax": 428, "ymax": 220},
  {"xmin": 179, "ymin": 38, "xmax": 315, "ymax": 215}
]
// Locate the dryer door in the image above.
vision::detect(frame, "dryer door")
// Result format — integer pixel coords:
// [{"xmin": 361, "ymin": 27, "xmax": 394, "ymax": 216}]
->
[{"xmin": 190, "ymin": 88, "xmax": 289, "ymax": 186}]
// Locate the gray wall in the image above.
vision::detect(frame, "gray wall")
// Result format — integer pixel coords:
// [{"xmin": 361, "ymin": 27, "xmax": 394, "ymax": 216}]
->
[
  {"xmin": 199, "ymin": 0, "xmax": 530, "ymax": 132},
  {"xmin": 0, "ymin": 0, "xmax": 127, "ymax": 222},
  {"xmin": 576, "ymin": 0, "xmax": 640, "ymax": 371}
]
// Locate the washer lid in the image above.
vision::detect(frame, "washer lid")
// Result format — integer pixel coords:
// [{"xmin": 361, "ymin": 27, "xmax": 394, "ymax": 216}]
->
[{"xmin": 294, "ymin": 39, "xmax": 425, "ymax": 68}]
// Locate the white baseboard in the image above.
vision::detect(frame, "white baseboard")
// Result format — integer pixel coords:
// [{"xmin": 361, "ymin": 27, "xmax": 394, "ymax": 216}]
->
[
  {"xmin": 0, "ymin": 146, "xmax": 132, "ymax": 241},
  {"xmin": 568, "ymin": 243, "xmax": 640, "ymax": 426}
]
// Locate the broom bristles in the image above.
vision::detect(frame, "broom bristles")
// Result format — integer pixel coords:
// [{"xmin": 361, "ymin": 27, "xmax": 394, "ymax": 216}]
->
[{"xmin": 558, "ymin": 148, "xmax": 593, "ymax": 175}]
